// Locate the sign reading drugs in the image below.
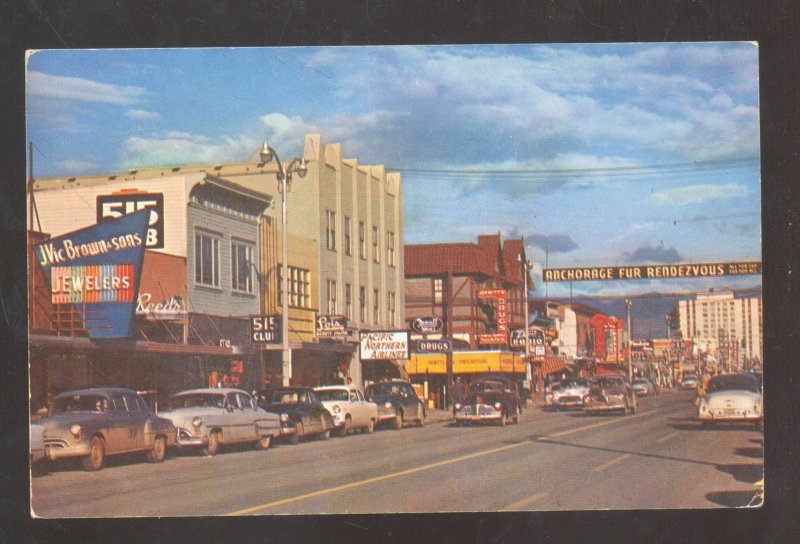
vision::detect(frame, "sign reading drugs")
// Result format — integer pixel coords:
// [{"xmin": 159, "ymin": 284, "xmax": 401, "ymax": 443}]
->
[
  {"xmin": 477, "ymin": 289, "xmax": 509, "ymax": 345},
  {"xmin": 359, "ymin": 331, "xmax": 410, "ymax": 360},
  {"xmin": 543, "ymin": 261, "xmax": 761, "ymax": 282},
  {"xmin": 33, "ymin": 210, "xmax": 150, "ymax": 338}
]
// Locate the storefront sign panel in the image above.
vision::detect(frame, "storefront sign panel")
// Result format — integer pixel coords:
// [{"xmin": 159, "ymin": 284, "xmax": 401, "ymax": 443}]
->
[
  {"xmin": 251, "ymin": 315, "xmax": 281, "ymax": 344},
  {"xmin": 315, "ymin": 315, "xmax": 348, "ymax": 338},
  {"xmin": 97, "ymin": 191, "xmax": 164, "ymax": 248},
  {"xmin": 359, "ymin": 331, "xmax": 410, "ymax": 360},
  {"xmin": 543, "ymin": 261, "xmax": 762, "ymax": 282},
  {"xmin": 410, "ymin": 316, "xmax": 444, "ymax": 335}
]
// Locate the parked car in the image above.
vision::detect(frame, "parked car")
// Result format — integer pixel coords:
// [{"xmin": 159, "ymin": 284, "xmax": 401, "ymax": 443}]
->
[
  {"xmin": 543, "ymin": 382, "xmax": 562, "ymax": 407},
  {"xmin": 365, "ymin": 380, "xmax": 426, "ymax": 428},
  {"xmin": 550, "ymin": 377, "xmax": 592, "ymax": 409},
  {"xmin": 681, "ymin": 374, "xmax": 699, "ymax": 389},
  {"xmin": 256, "ymin": 387, "xmax": 335, "ymax": 444},
  {"xmin": 314, "ymin": 384, "xmax": 379, "ymax": 437},
  {"xmin": 454, "ymin": 376, "xmax": 521, "ymax": 426},
  {"xmin": 583, "ymin": 375, "xmax": 638, "ymax": 416},
  {"xmin": 698, "ymin": 373, "xmax": 763, "ymax": 430},
  {"xmin": 631, "ymin": 378, "xmax": 657, "ymax": 396},
  {"xmin": 158, "ymin": 388, "xmax": 281, "ymax": 455},
  {"xmin": 30, "ymin": 422, "xmax": 45, "ymax": 465},
  {"xmin": 40, "ymin": 387, "xmax": 176, "ymax": 471}
]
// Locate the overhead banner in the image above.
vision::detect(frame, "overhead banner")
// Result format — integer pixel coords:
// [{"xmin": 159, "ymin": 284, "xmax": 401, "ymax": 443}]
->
[
  {"xmin": 33, "ymin": 210, "xmax": 150, "ymax": 338},
  {"xmin": 543, "ymin": 261, "xmax": 761, "ymax": 282},
  {"xmin": 359, "ymin": 331, "xmax": 410, "ymax": 360}
]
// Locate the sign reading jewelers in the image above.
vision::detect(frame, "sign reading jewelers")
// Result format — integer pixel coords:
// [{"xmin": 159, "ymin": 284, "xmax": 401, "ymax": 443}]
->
[
  {"xmin": 33, "ymin": 210, "xmax": 150, "ymax": 338},
  {"xmin": 359, "ymin": 331, "xmax": 410, "ymax": 360},
  {"xmin": 477, "ymin": 289, "xmax": 508, "ymax": 345}
]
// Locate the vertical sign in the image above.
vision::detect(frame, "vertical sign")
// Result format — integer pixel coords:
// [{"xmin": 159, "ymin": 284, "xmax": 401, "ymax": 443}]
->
[{"xmin": 477, "ymin": 289, "xmax": 508, "ymax": 345}]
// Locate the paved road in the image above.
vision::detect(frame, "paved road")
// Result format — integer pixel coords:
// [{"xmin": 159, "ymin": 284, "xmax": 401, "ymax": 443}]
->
[{"xmin": 31, "ymin": 390, "xmax": 763, "ymax": 517}]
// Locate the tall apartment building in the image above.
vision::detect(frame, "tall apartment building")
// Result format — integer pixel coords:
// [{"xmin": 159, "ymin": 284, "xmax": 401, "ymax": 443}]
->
[{"xmin": 677, "ymin": 290, "xmax": 762, "ymax": 368}]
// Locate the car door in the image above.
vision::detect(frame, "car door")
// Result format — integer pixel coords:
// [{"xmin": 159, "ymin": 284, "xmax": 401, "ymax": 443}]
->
[
  {"xmin": 348, "ymin": 389, "xmax": 365, "ymax": 427},
  {"xmin": 305, "ymin": 390, "xmax": 325, "ymax": 433},
  {"xmin": 124, "ymin": 392, "xmax": 149, "ymax": 451},
  {"xmin": 237, "ymin": 392, "xmax": 261, "ymax": 441},
  {"xmin": 106, "ymin": 393, "xmax": 132, "ymax": 454},
  {"xmin": 223, "ymin": 392, "xmax": 244, "ymax": 442}
]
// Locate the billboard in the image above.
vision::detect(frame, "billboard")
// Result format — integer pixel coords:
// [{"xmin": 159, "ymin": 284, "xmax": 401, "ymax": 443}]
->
[
  {"xmin": 543, "ymin": 261, "xmax": 761, "ymax": 282},
  {"xmin": 97, "ymin": 191, "xmax": 165, "ymax": 248},
  {"xmin": 33, "ymin": 210, "xmax": 150, "ymax": 338},
  {"xmin": 359, "ymin": 331, "xmax": 410, "ymax": 360}
]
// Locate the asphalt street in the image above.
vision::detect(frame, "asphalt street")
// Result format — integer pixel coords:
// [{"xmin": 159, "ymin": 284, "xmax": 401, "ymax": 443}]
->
[{"xmin": 31, "ymin": 390, "xmax": 763, "ymax": 517}]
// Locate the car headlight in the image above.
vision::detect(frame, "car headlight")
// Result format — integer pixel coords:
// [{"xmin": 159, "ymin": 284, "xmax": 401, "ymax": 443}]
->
[
  {"xmin": 280, "ymin": 413, "xmax": 290, "ymax": 423},
  {"xmin": 454, "ymin": 403, "xmax": 461, "ymax": 410},
  {"xmin": 384, "ymin": 402, "xmax": 392, "ymax": 409},
  {"xmin": 494, "ymin": 402, "xmax": 502, "ymax": 410},
  {"xmin": 332, "ymin": 405, "xmax": 341, "ymax": 414},
  {"xmin": 192, "ymin": 416, "xmax": 202, "ymax": 428},
  {"xmin": 69, "ymin": 424, "xmax": 81, "ymax": 438}
]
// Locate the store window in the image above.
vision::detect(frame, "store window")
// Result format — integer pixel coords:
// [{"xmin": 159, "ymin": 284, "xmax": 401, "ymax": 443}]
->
[{"xmin": 195, "ymin": 230, "xmax": 220, "ymax": 288}]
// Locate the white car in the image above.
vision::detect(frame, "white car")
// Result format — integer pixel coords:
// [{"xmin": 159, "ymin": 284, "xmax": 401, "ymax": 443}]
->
[
  {"xmin": 314, "ymin": 384, "xmax": 379, "ymax": 437},
  {"xmin": 30, "ymin": 422, "xmax": 45, "ymax": 465},
  {"xmin": 159, "ymin": 388, "xmax": 281, "ymax": 455},
  {"xmin": 550, "ymin": 378, "xmax": 592, "ymax": 409},
  {"xmin": 698, "ymin": 374, "xmax": 763, "ymax": 430}
]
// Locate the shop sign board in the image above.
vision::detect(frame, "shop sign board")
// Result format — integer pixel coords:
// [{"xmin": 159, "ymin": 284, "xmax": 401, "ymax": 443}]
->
[
  {"xmin": 476, "ymin": 289, "xmax": 508, "ymax": 345},
  {"xmin": 410, "ymin": 316, "xmax": 444, "ymax": 335},
  {"xmin": 33, "ymin": 210, "xmax": 150, "ymax": 338},
  {"xmin": 315, "ymin": 315, "xmax": 348, "ymax": 338},
  {"xmin": 97, "ymin": 191, "xmax": 164, "ymax": 248},
  {"xmin": 136, "ymin": 293, "xmax": 186, "ymax": 318},
  {"xmin": 543, "ymin": 261, "xmax": 761, "ymax": 282},
  {"xmin": 250, "ymin": 315, "xmax": 281, "ymax": 344},
  {"xmin": 359, "ymin": 331, "xmax": 410, "ymax": 360},
  {"xmin": 417, "ymin": 339, "xmax": 452, "ymax": 353},
  {"xmin": 509, "ymin": 328, "xmax": 548, "ymax": 349}
]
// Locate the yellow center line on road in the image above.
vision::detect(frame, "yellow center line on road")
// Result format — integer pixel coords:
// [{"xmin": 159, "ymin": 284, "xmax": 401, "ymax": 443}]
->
[
  {"xmin": 655, "ymin": 431, "xmax": 680, "ymax": 444},
  {"xmin": 500, "ymin": 492, "xmax": 548, "ymax": 512},
  {"xmin": 591, "ymin": 453, "xmax": 633, "ymax": 473},
  {"xmin": 226, "ymin": 441, "xmax": 530, "ymax": 516},
  {"xmin": 539, "ymin": 410, "xmax": 651, "ymax": 440}
]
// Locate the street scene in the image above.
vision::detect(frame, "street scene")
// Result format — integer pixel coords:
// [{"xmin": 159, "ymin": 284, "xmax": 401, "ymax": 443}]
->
[{"xmin": 26, "ymin": 43, "xmax": 762, "ymax": 516}]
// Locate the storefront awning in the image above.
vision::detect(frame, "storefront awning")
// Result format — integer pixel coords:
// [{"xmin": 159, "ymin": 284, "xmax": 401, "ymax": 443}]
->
[
  {"xmin": 540, "ymin": 357, "xmax": 567, "ymax": 376},
  {"xmin": 29, "ymin": 334, "xmax": 250, "ymax": 356},
  {"xmin": 408, "ymin": 351, "xmax": 526, "ymax": 375}
]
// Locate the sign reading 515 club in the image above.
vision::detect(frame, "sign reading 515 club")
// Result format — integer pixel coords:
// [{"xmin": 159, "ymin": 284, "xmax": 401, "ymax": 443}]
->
[{"xmin": 33, "ymin": 210, "xmax": 150, "ymax": 338}]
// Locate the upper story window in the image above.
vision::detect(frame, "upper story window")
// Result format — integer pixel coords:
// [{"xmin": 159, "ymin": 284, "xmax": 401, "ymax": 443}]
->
[
  {"xmin": 386, "ymin": 230, "xmax": 395, "ymax": 267},
  {"xmin": 345, "ymin": 283, "xmax": 352, "ymax": 321},
  {"xmin": 388, "ymin": 291, "xmax": 396, "ymax": 326},
  {"xmin": 231, "ymin": 239, "xmax": 255, "ymax": 294},
  {"xmin": 359, "ymin": 221, "xmax": 367, "ymax": 260},
  {"xmin": 373, "ymin": 288, "xmax": 380, "ymax": 324},
  {"xmin": 344, "ymin": 216, "xmax": 352, "ymax": 256},
  {"xmin": 359, "ymin": 286, "xmax": 367, "ymax": 322},
  {"xmin": 434, "ymin": 278, "xmax": 444, "ymax": 304},
  {"xmin": 278, "ymin": 266, "xmax": 311, "ymax": 309},
  {"xmin": 372, "ymin": 225, "xmax": 380, "ymax": 263},
  {"xmin": 325, "ymin": 210, "xmax": 336, "ymax": 251},
  {"xmin": 195, "ymin": 229, "xmax": 221, "ymax": 288},
  {"xmin": 327, "ymin": 279, "xmax": 338, "ymax": 315}
]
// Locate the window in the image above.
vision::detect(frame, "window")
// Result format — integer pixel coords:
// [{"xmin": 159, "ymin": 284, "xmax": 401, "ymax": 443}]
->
[
  {"xmin": 345, "ymin": 283, "xmax": 352, "ymax": 320},
  {"xmin": 388, "ymin": 291, "xmax": 396, "ymax": 326},
  {"xmin": 434, "ymin": 278, "xmax": 444, "ymax": 304},
  {"xmin": 278, "ymin": 266, "xmax": 311, "ymax": 308},
  {"xmin": 387, "ymin": 230, "xmax": 395, "ymax": 267},
  {"xmin": 373, "ymin": 288, "xmax": 380, "ymax": 324},
  {"xmin": 326, "ymin": 210, "xmax": 336, "ymax": 251},
  {"xmin": 359, "ymin": 221, "xmax": 366, "ymax": 259},
  {"xmin": 359, "ymin": 286, "xmax": 367, "ymax": 322},
  {"xmin": 327, "ymin": 279, "xmax": 338, "ymax": 314},
  {"xmin": 195, "ymin": 230, "xmax": 220, "ymax": 287},
  {"xmin": 372, "ymin": 225, "xmax": 380, "ymax": 263},
  {"xmin": 231, "ymin": 240, "xmax": 255, "ymax": 293},
  {"xmin": 344, "ymin": 216, "xmax": 352, "ymax": 256}
]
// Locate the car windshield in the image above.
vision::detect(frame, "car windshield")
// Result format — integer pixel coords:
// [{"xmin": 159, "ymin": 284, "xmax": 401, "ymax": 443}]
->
[
  {"xmin": 366, "ymin": 383, "xmax": 402, "ymax": 397},
  {"xmin": 633, "ymin": 379, "xmax": 649, "ymax": 385},
  {"xmin": 595, "ymin": 378, "xmax": 624, "ymax": 387},
  {"xmin": 166, "ymin": 393, "xmax": 224, "ymax": 409},
  {"xmin": 470, "ymin": 381, "xmax": 505, "ymax": 394},
  {"xmin": 707, "ymin": 375, "xmax": 759, "ymax": 393},
  {"xmin": 316, "ymin": 389, "xmax": 349, "ymax": 402},
  {"xmin": 267, "ymin": 390, "xmax": 310, "ymax": 404},
  {"xmin": 563, "ymin": 379, "xmax": 589, "ymax": 388},
  {"xmin": 50, "ymin": 394, "xmax": 108, "ymax": 414}
]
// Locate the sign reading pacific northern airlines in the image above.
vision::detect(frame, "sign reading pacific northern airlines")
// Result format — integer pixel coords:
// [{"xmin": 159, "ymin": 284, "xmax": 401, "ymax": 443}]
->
[{"xmin": 33, "ymin": 210, "xmax": 150, "ymax": 338}]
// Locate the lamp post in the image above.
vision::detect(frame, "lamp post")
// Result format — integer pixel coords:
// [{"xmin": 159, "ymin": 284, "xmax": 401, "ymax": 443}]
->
[
  {"xmin": 625, "ymin": 299, "xmax": 633, "ymax": 384},
  {"xmin": 518, "ymin": 254, "xmax": 534, "ymax": 401},
  {"xmin": 260, "ymin": 142, "xmax": 307, "ymax": 387}
]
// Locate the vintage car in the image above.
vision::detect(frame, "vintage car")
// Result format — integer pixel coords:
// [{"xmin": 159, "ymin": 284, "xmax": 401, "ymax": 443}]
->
[
  {"xmin": 256, "ymin": 387, "xmax": 335, "ymax": 444},
  {"xmin": 631, "ymin": 378, "xmax": 657, "ymax": 396},
  {"xmin": 158, "ymin": 388, "xmax": 281, "ymax": 455},
  {"xmin": 30, "ymin": 422, "xmax": 45, "ymax": 465},
  {"xmin": 454, "ymin": 375, "xmax": 521, "ymax": 426},
  {"xmin": 681, "ymin": 374, "xmax": 699, "ymax": 390},
  {"xmin": 314, "ymin": 384, "xmax": 379, "ymax": 437},
  {"xmin": 543, "ymin": 382, "xmax": 562, "ymax": 407},
  {"xmin": 583, "ymin": 375, "xmax": 638, "ymax": 416},
  {"xmin": 550, "ymin": 378, "xmax": 592, "ymax": 409},
  {"xmin": 698, "ymin": 373, "xmax": 763, "ymax": 429},
  {"xmin": 365, "ymin": 380, "xmax": 426, "ymax": 428},
  {"xmin": 40, "ymin": 387, "xmax": 176, "ymax": 471}
]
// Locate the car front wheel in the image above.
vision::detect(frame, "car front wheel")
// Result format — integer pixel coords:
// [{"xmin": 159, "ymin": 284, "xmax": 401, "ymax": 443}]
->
[
  {"xmin": 365, "ymin": 418, "xmax": 375, "ymax": 433},
  {"xmin": 203, "ymin": 431, "xmax": 220, "ymax": 456},
  {"xmin": 146, "ymin": 435, "xmax": 167, "ymax": 463},
  {"xmin": 82, "ymin": 436, "xmax": 105, "ymax": 471},
  {"xmin": 257, "ymin": 435, "xmax": 271, "ymax": 450}
]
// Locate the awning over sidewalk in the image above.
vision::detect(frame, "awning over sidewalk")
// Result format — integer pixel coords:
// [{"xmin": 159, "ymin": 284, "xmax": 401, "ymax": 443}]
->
[
  {"xmin": 539, "ymin": 357, "xmax": 567, "ymax": 376},
  {"xmin": 407, "ymin": 351, "xmax": 526, "ymax": 375}
]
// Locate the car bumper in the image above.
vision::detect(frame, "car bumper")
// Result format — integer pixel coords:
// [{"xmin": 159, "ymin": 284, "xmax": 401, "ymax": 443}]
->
[
  {"xmin": 44, "ymin": 440, "xmax": 91, "ymax": 461},
  {"xmin": 584, "ymin": 403, "xmax": 625, "ymax": 412},
  {"xmin": 176, "ymin": 428, "xmax": 209, "ymax": 447},
  {"xmin": 554, "ymin": 397, "xmax": 584, "ymax": 407},
  {"xmin": 454, "ymin": 413, "xmax": 502, "ymax": 423},
  {"xmin": 279, "ymin": 425, "xmax": 297, "ymax": 437},
  {"xmin": 699, "ymin": 412, "xmax": 762, "ymax": 422}
]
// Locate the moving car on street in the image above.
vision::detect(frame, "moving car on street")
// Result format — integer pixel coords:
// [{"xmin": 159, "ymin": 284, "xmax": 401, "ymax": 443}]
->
[
  {"xmin": 159, "ymin": 388, "xmax": 281, "ymax": 455},
  {"xmin": 256, "ymin": 387, "xmax": 335, "ymax": 444},
  {"xmin": 314, "ymin": 384, "xmax": 379, "ymax": 437},
  {"xmin": 681, "ymin": 374, "xmax": 699, "ymax": 390},
  {"xmin": 631, "ymin": 378, "xmax": 657, "ymax": 396},
  {"xmin": 698, "ymin": 373, "xmax": 763, "ymax": 430},
  {"xmin": 454, "ymin": 375, "xmax": 521, "ymax": 426},
  {"xmin": 549, "ymin": 377, "xmax": 592, "ymax": 409},
  {"xmin": 583, "ymin": 375, "xmax": 638, "ymax": 416},
  {"xmin": 365, "ymin": 380, "xmax": 426, "ymax": 428},
  {"xmin": 40, "ymin": 387, "xmax": 176, "ymax": 471}
]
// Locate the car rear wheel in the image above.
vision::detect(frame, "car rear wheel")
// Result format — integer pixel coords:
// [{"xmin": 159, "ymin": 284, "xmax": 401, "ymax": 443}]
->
[
  {"xmin": 146, "ymin": 435, "xmax": 167, "ymax": 463},
  {"xmin": 339, "ymin": 416, "xmax": 351, "ymax": 438},
  {"xmin": 257, "ymin": 435, "xmax": 271, "ymax": 450},
  {"xmin": 203, "ymin": 430, "xmax": 220, "ymax": 456},
  {"xmin": 365, "ymin": 419, "xmax": 375, "ymax": 434},
  {"xmin": 82, "ymin": 436, "xmax": 105, "ymax": 471},
  {"xmin": 289, "ymin": 422, "xmax": 303, "ymax": 445},
  {"xmin": 319, "ymin": 426, "xmax": 330, "ymax": 441},
  {"xmin": 513, "ymin": 406, "xmax": 521, "ymax": 424}
]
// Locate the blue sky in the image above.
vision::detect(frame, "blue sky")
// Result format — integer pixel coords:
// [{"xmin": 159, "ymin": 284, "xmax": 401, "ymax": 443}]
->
[{"xmin": 26, "ymin": 44, "xmax": 762, "ymax": 298}]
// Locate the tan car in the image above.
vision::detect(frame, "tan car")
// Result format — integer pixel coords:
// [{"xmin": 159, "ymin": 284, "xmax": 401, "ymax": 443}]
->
[{"xmin": 41, "ymin": 387, "xmax": 177, "ymax": 471}]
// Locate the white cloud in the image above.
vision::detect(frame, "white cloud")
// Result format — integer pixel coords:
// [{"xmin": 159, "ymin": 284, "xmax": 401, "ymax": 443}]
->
[
  {"xmin": 57, "ymin": 159, "xmax": 97, "ymax": 173},
  {"xmin": 650, "ymin": 183, "xmax": 748, "ymax": 206},
  {"xmin": 122, "ymin": 133, "xmax": 259, "ymax": 169},
  {"xmin": 27, "ymin": 71, "xmax": 147, "ymax": 105},
  {"xmin": 260, "ymin": 113, "xmax": 320, "ymax": 156},
  {"xmin": 125, "ymin": 109, "xmax": 160, "ymax": 120}
]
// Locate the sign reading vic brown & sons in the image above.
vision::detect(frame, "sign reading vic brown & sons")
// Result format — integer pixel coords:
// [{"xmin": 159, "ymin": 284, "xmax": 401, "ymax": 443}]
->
[{"xmin": 543, "ymin": 261, "xmax": 761, "ymax": 282}]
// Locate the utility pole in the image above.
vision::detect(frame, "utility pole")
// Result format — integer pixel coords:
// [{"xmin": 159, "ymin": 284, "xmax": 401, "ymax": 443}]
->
[
  {"xmin": 625, "ymin": 299, "xmax": 633, "ymax": 383},
  {"xmin": 444, "ymin": 265, "xmax": 454, "ymax": 410}
]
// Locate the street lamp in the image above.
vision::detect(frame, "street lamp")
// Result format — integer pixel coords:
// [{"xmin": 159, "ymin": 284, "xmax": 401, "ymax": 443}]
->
[
  {"xmin": 625, "ymin": 299, "xmax": 633, "ymax": 384},
  {"xmin": 518, "ymin": 254, "xmax": 534, "ymax": 401},
  {"xmin": 260, "ymin": 142, "xmax": 307, "ymax": 386}
]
